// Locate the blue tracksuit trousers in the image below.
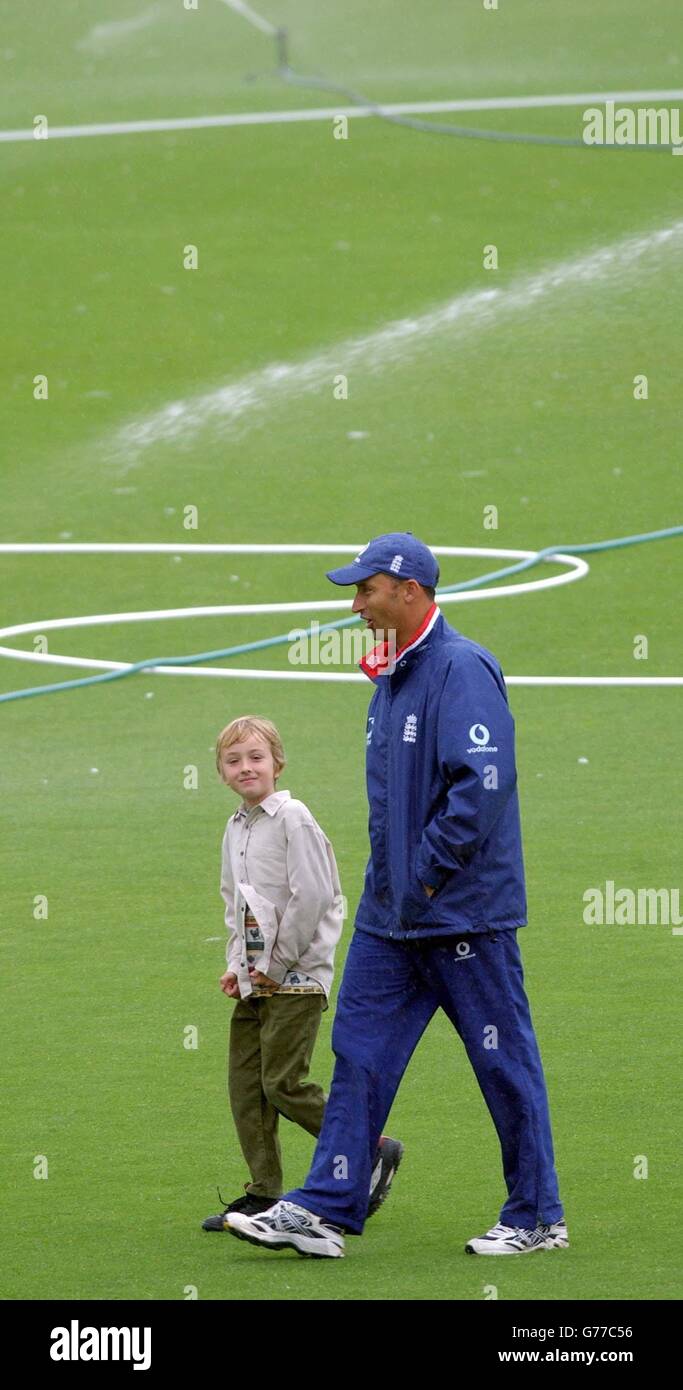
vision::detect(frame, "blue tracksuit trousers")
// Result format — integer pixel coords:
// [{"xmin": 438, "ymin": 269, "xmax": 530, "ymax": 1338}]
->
[{"xmin": 283, "ymin": 926, "xmax": 563, "ymax": 1233}]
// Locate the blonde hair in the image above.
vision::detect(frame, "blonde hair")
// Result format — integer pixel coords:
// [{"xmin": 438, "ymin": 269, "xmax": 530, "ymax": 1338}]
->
[{"xmin": 215, "ymin": 716, "xmax": 286, "ymax": 782}]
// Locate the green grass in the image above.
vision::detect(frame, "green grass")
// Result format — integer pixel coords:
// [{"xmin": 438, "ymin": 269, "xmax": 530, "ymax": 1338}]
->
[
  {"xmin": 2, "ymin": 689, "xmax": 680, "ymax": 1300},
  {"xmin": 2, "ymin": 0, "xmax": 682, "ymax": 1300}
]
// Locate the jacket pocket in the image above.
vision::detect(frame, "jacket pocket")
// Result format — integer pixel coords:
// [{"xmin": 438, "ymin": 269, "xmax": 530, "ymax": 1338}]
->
[
  {"xmin": 237, "ymin": 882, "xmax": 280, "ymax": 968},
  {"xmin": 399, "ymin": 876, "xmax": 436, "ymax": 927}
]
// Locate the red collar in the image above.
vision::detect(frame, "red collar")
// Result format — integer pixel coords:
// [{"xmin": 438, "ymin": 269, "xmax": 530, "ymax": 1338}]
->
[{"xmin": 359, "ymin": 603, "xmax": 439, "ymax": 680}]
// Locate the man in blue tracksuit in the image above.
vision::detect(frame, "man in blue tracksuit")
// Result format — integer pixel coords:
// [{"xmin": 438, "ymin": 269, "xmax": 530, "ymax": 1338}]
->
[{"xmin": 226, "ymin": 532, "xmax": 567, "ymax": 1258}]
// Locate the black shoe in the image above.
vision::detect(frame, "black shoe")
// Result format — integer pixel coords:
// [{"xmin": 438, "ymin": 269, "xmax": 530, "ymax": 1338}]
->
[
  {"xmin": 201, "ymin": 1189, "xmax": 279, "ymax": 1231},
  {"xmin": 366, "ymin": 1136, "xmax": 404, "ymax": 1218}
]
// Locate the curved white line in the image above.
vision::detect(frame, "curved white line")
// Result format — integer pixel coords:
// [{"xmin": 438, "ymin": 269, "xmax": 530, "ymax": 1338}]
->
[
  {"xmin": 3, "ymin": 543, "xmax": 678, "ymax": 684},
  {"xmin": 0, "ymin": 542, "xmax": 573, "ymax": 556},
  {"xmin": 0, "ymin": 542, "xmax": 587, "ymax": 679},
  {"xmin": 0, "ymin": 653, "xmax": 678, "ymax": 686}
]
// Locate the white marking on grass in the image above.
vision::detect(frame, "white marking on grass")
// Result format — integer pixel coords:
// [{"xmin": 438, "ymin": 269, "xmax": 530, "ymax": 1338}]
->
[
  {"xmin": 0, "ymin": 649, "xmax": 678, "ymax": 687},
  {"xmin": 111, "ymin": 220, "xmax": 683, "ymax": 458},
  {"xmin": 0, "ymin": 542, "xmax": 596, "ymax": 685},
  {"xmin": 3, "ymin": 544, "xmax": 677, "ymax": 684},
  {"xmin": 76, "ymin": 5, "xmax": 163, "ymax": 54},
  {"xmin": 1, "ymin": 90, "xmax": 682, "ymax": 143},
  {"xmin": 0, "ymin": 544, "xmax": 588, "ymax": 624}
]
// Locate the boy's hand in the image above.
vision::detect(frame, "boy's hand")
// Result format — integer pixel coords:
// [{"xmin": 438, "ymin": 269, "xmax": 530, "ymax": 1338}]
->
[
  {"xmin": 220, "ymin": 971, "xmax": 241, "ymax": 998},
  {"xmin": 249, "ymin": 968, "xmax": 280, "ymax": 993}
]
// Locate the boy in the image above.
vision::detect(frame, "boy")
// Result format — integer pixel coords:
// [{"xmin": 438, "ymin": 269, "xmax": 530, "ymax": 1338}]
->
[{"xmin": 202, "ymin": 715, "xmax": 403, "ymax": 1230}]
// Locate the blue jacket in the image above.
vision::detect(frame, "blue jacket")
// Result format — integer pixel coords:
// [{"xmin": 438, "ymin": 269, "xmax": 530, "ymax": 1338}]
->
[{"xmin": 355, "ymin": 605, "xmax": 527, "ymax": 939}]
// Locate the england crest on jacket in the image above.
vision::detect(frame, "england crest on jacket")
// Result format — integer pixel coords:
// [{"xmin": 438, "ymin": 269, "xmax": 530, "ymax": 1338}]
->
[{"xmin": 402, "ymin": 713, "xmax": 418, "ymax": 744}]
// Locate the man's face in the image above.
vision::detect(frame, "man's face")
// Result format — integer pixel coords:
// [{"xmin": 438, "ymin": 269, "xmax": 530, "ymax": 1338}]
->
[
  {"xmin": 220, "ymin": 734, "xmax": 277, "ymax": 806},
  {"xmin": 351, "ymin": 574, "xmax": 402, "ymax": 637}
]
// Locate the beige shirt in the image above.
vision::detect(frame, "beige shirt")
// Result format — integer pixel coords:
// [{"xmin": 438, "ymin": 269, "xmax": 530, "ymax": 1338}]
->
[{"xmin": 220, "ymin": 790, "xmax": 344, "ymax": 1005}]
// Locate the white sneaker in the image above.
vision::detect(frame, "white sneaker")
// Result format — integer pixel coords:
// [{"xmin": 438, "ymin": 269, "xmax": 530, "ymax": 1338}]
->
[
  {"xmin": 537, "ymin": 1219, "xmax": 569, "ymax": 1249},
  {"xmin": 225, "ymin": 1200, "xmax": 345, "ymax": 1258},
  {"xmin": 465, "ymin": 1218, "xmax": 569, "ymax": 1255}
]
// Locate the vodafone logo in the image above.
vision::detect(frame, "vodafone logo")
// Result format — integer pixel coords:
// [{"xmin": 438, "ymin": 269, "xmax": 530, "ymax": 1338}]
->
[
  {"xmin": 454, "ymin": 940, "xmax": 476, "ymax": 963},
  {"xmin": 469, "ymin": 723, "xmax": 489, "ymax": 745},
  {"xmin": 467, "ymin": 722, "xmax": 498, "ymax": 754}
]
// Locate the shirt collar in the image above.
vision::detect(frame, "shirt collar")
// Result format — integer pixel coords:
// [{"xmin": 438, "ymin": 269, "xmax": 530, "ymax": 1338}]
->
[
  {"xmin": 233, "ymin": 789, "xmax": 291, "ymax": 821},
  {"xmin": 359, "ymin": 603, "xmax": 440, "ymax": 682}
]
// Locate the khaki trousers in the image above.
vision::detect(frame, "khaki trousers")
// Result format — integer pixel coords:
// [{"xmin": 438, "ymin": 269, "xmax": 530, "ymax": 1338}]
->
[{"xmin": 228, "ymin": 993, "xmax": 326, "ymax": 1198}]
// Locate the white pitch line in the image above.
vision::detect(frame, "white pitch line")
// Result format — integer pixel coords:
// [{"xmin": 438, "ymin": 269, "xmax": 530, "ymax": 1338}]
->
[
  {"xmin": 505, "ymin": 677, "xmax": 683, "ymax": 686},
  {"xmin": 1, "ymin": 89, "xmax": 682, "ymax": 144},
  {"xmin": 0, "ymin": 542, "xmax": 589, "ymax": 685},
  {"xmin": 0, "ymin": 542, "xmax": 680, "ymax": 685},
  {"xmin": 0, "ymin": 649, "xmax": 678, "ymax": 686},
  {"xmin": 0, "ymin": 543, "xmax": 589, "ymax": 609},
  {"xmin": 0, "ymin": 548, "xmax": 588, "ymax": 644},
  {"xmin": 0, "ymin": 542, "xmax": 577, "ymax": 557},
  {"xmin": 112, "ymin": 218, "xmax": 683, "ymax": 457},
  {"xmin": 1, "ymin": 542, "xmax": 678, "ymax": 689}
]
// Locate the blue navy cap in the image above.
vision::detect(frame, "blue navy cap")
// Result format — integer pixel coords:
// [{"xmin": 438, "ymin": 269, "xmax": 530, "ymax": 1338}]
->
[{"xmin": 326, "ymin": 532, "xmax": 439, "ymax": 588}]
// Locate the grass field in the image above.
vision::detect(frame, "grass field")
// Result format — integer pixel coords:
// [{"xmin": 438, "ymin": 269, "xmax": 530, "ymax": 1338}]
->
[{"xmin": 2, "ymin": 0, "xmax": 682, "ymax": 1301}]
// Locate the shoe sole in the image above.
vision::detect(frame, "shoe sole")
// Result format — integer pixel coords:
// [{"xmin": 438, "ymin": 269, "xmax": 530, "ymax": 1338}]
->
[
  {"xmin": 226, "ymin": 1219, "xmax": 344, "ymax": 1259},
  {"xmin": 465, "ymin": 1234, "xmax": 569, "ymax": 1255},
  {"xmin": 367, "ymin": 1140, "xmax": 405, "ymax": 1218},
  {"xmin": 465, "ymin": 1242, "xmax": 546, "ymax": 1255}
]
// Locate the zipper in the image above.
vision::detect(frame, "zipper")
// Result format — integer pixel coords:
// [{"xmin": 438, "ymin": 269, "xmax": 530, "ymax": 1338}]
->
[{"xmin": 384, "ymin": 681, "xmax": 394, "ymax": 904}]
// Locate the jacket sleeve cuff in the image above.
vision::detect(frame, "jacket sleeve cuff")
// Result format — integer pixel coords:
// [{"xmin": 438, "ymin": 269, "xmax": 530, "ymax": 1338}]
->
[{"xmin": 226, "ymin": 943, "xmax": 242, "ymax": 974}]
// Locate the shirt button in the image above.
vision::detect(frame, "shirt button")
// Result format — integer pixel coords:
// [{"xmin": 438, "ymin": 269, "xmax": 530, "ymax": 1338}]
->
[{"xmin": 400, "ymin": 660, "xmax": 406, "ymax": 668}]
